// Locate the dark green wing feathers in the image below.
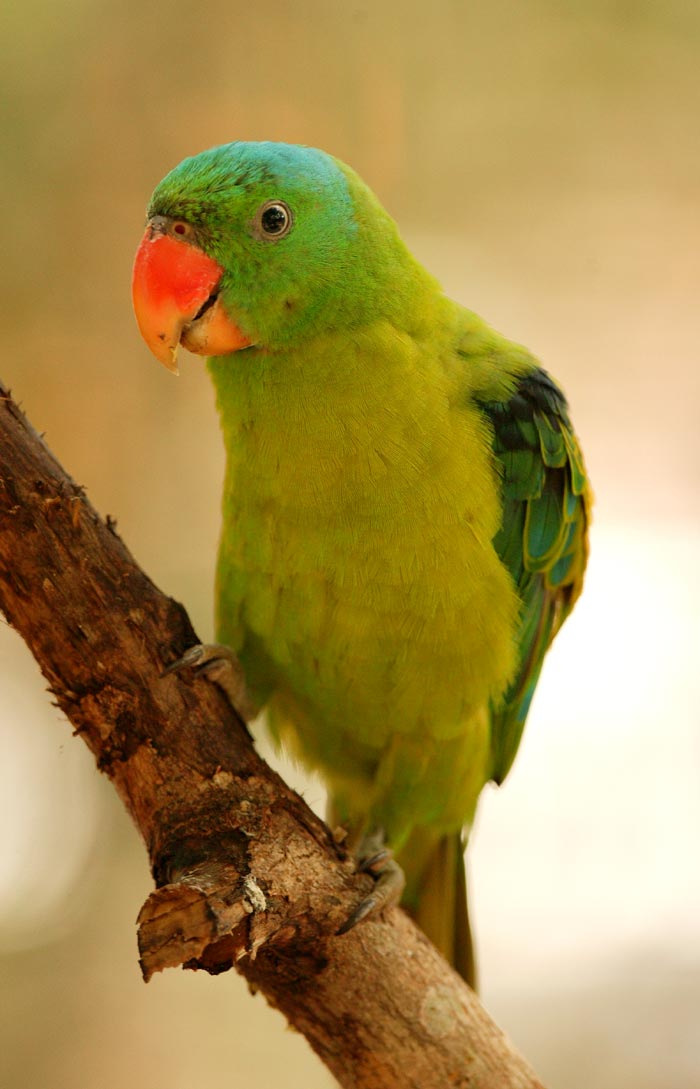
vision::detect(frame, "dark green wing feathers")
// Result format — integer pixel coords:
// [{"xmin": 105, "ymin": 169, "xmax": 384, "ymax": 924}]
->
[{"xmin": 478, "ymin": 368, "xmax": 590, "ymax": 784}]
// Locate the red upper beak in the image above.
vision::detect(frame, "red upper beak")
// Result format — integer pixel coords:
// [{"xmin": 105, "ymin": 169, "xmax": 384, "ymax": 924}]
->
[{"xmin": 132, "ymin": 220, "xmax": 252, "ymax": 372}]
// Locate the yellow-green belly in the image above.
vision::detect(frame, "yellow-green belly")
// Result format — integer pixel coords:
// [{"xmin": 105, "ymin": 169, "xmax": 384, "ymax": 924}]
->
[
  {"xmin": 216, "ymin": 468, "xmax": 519, "ymax": 846},
  {"xmin": 209, "ymin": 330, "xmax": 521, "ymax": 848}
]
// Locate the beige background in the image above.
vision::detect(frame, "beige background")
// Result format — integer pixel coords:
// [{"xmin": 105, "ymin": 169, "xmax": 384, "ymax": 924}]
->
[{"xmin": 1, "ymin": 2, "xmax": 698, "ymax": 1087}]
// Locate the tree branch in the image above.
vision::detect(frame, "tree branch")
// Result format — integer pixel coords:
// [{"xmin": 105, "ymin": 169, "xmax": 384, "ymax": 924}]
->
[{"xmin": 0, "ymin": 380, "xmax": 544, "ymax": 1089}]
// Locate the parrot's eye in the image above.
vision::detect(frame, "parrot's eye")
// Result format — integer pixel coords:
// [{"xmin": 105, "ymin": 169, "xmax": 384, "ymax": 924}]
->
[
  {"xmin": 254, "ymin": 200, "xmax": 293, "ymax": 241},
  {"xmin": 165, "ymin": 218, "xmax": 192, "ymax": 240}
]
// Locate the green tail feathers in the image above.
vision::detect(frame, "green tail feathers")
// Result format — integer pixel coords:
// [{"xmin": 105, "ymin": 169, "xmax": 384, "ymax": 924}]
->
[{"xmin": 402, "ymin": 833, "xmax": 476, "ymax": 989}]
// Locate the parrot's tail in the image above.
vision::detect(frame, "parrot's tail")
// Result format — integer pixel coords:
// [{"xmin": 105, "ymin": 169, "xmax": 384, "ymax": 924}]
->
[{"xmin": 402, "ymin": 832, "xmax": 476, "ymax": 989}]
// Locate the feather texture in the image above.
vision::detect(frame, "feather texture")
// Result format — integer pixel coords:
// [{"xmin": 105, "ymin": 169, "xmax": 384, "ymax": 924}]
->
[
  {"xmin": 140, "ymin": 141, "xmax": 592, "ymax": 986},
  {"xmin": 476, "ymin": 369, "xmax": 591, "ymax": 783}
]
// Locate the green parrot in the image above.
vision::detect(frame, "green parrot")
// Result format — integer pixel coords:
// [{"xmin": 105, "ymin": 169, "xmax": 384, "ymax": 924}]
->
[{"xmin": 132, "ymin": 141, "xmax": 590, "ymax": 986}]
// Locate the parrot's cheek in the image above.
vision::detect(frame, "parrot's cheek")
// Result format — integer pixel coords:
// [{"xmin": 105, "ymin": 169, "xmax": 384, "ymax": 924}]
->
[{"xmin": 132, "ymin": 227, "xmax": 252, "ymax": 372}]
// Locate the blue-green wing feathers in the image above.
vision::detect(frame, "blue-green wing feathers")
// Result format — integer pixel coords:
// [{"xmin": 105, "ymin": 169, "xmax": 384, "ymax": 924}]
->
[{"xmin": 478, "ymin": 368, "xmax": 590, "ymax": 784}]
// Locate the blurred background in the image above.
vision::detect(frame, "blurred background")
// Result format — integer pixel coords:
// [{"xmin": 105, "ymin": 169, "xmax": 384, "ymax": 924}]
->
[{"xmin": 1, "ymin": 1, "xmax": 698, "ymax": 1086}]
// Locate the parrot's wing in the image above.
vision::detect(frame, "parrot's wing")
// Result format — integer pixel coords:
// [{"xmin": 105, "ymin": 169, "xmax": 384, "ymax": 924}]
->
[{"xmin": 477, "ymin": 367, "xmax": 591, "ymax": 783}]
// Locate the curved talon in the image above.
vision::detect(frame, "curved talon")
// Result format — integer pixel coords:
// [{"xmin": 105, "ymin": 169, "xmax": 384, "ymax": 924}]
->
[
  {"xmin": 337, "ymin": 895, "xmax": 379, "ymax": 935},
  {"xmin": 337, "ymin": 835, "xmax": 405, "ymax": 936},
  {"xmin": 359, "ymin": 848, "xmax": 392, "ymax": 875},
  {"xmin": 161, "ymin": 644, "xmax": 211, "ymax": 676},
  {"xmin": 161, "ymin": 642, "xmax": 256, "ymax": 722}
]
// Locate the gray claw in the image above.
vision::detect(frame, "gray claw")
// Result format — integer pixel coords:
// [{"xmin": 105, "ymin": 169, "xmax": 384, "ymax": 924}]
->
[
  {"xmin": 337, "ymin": 832, "xmax": 405, "ymax": 936},
  {"xmin": 161, "ymin": 643, "xmax": 256, "ymax": 722},
  {"xmin": 337, "ymin": 895, "xmax": 379, "ymax": 935},
  {"xmin": 161, "ymin": 644, "xmax": 209, "ymax": 676}
]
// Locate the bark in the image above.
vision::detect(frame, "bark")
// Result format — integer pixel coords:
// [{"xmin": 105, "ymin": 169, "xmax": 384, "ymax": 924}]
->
[{"xmin": 0, "ymin": 381, "xmax": 545, "ymax": 1089}]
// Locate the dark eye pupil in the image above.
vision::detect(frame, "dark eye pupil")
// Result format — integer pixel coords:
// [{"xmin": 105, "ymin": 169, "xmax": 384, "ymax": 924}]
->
[{"xmin": 261, "ymin": 205, "xmax": 288, "ymax": 235}]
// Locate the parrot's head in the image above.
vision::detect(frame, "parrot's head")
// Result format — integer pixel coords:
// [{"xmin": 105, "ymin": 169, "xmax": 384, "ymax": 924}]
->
[{"xmin": 132, "ymin": 141, "xmax": 421, "ymax": 372}]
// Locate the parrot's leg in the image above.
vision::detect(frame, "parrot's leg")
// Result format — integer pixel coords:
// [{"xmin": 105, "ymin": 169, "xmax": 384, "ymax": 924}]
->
[
  {"xmin": 337, "ymin": 828, "xmax": 405, "ymax": 934},
  {"xmin": 162, "ymin": 643, "xmax": 257, "ymax": 722}
]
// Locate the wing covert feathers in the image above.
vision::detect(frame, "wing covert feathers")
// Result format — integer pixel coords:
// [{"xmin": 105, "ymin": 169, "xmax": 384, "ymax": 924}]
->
[{"xmin": 476, "ymin": 367, "xmax": 591, "ymax": 783}]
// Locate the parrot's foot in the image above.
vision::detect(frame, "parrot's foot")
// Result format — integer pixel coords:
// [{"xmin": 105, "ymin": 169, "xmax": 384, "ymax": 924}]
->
[
  {"xmin": 162, "ymin": 643, "xmax": 256, "ymax": 722},
  {"xmin": 337, "ymin": 829, "xmax": 405, "ymax": 935}
]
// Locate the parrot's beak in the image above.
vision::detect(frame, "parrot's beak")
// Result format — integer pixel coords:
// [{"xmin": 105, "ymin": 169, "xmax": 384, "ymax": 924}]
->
[{"xmin": 132, "ymin": 218, "xmax": 252, "ymax": 373}]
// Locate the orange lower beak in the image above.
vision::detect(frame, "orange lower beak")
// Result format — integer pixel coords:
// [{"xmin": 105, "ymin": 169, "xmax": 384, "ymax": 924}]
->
[{"xmin": 132, "ymin": 226, "xmax": 252, "ymax": 372}]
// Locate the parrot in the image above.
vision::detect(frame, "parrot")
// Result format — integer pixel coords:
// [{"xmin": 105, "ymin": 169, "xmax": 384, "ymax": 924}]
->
[{"xmin": 132, "ymin": 141, "xmax": 590, "ymax": 987}]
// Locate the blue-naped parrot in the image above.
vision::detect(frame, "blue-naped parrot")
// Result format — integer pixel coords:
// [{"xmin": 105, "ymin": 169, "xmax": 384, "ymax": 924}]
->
[{"xmin": 132, "ymin": 141, "xmax": 590, "ymax": 986}]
